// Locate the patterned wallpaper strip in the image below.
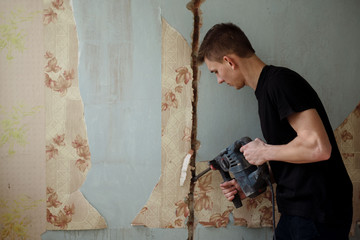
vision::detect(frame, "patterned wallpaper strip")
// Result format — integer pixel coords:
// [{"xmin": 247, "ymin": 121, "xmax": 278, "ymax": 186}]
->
[
  {"xmin": 43, "ymin": 0, "xmax": 106, "ymax": 230},
  {"xmin": 132, "ymin": 18, "xmax": 194, "ymax": 228},
  {"xmin": 334, "ymin": 103, "xmax": 360, "ymax": 235}
]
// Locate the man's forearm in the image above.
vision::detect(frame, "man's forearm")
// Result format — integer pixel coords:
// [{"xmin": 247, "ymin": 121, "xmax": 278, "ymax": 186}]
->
[{"xmin": 263, "ymin": 132, "xmax": 332, "ymax": 164}]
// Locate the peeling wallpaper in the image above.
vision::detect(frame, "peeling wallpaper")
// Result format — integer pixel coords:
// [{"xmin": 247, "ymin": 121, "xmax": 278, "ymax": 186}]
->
[
  {"xmin": 43, "ymin": 0, "xmax": 106, "ymax": 230},
  {"xmin": 1, "ymin": 0, "xmax": 107, "ymax": 238},
  {"xmin": 0, "ymin": 0, "xmax": 359, "ymax": 239},
  {"xmin": 132, "ymin": 19, "xmax": 193, "ymax": 229}
]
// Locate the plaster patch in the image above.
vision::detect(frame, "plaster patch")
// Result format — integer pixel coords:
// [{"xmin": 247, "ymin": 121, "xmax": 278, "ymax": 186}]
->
[{"xmin": 180, "ymin": 150, "xmax": 194, "ymax": 186}]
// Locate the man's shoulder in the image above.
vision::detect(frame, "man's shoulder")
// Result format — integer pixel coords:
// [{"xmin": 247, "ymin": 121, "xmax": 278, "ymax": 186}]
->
[
  {"xmin": 265, "ymin": 65, "xmax": 307, "ymax": 87},
  {"xmin": 266, "ymin": 65, "xmax": 299, "ymax": 79},
  {"xmin": 256, "ymin": 65, "xmax": 306, "ymax": 98}
]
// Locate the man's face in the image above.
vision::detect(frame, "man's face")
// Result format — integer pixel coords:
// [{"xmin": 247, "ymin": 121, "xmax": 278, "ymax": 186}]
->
[{"xmin": 204, "ymin": 57, "xmax": 245, "ymax": 90}]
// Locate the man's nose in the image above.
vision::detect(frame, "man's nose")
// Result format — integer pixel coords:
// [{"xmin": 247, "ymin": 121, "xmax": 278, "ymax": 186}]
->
[{"xmin": 217, "ymin": 77, "xmax": 224, "ymax": 84}]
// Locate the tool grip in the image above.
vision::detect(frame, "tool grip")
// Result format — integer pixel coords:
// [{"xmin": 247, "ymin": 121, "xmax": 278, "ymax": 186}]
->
[
  {"xmin": 218, "ymin": 168, "xmax": 243, "ymax": 208},
  {"xmin": 232, "ymin": 192, "xmax": 243, "ymax": 208}
]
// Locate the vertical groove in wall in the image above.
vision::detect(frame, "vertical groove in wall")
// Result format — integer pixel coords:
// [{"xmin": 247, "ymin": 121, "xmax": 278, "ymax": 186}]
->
[{"xmin": 186, "ymin": 1, "xmax": 204, "ymax": 240}]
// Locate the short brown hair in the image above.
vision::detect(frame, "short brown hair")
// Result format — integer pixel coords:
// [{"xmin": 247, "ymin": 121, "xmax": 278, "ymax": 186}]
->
[{"xmin": 197, "ymin": 23, "xmax": 255, "ymax": 64}]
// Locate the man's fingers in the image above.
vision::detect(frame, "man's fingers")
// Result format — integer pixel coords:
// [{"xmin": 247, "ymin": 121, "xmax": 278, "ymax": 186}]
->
[
  {"xmin": 225, "ymin": 189, "xmax": 237, "ymax": 201},
  {"xmin": 221, "ymin": 186, "xmax": 237, "ymax": 194},
  {"xmin": 220, "ymin": 179, "xmax": 236, "ymax": 188}
]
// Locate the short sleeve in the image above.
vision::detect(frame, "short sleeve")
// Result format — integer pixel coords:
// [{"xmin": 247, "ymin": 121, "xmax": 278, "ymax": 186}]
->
[{"xmin": 268, "ymin": 69, "xmax": 317, "ymax": 121}]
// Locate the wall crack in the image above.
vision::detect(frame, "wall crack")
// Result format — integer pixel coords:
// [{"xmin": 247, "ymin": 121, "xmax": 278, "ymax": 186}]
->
[{"xmin": 186, "ymin": 1, "xmax": 204, "ymax": 240}]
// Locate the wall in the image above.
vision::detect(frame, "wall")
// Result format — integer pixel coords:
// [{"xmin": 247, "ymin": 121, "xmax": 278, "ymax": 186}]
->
[{"xmin": 42, "ymin": 0, "xmax": 360, "ymax": 239}]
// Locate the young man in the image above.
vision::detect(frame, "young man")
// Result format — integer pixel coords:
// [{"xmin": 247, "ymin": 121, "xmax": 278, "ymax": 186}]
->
[{"xmin": 197, "ymin": 23, "xmax": 353, "ymax": 240}]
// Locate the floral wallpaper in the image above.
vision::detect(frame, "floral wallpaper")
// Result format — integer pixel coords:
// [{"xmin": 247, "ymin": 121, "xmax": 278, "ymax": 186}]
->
[
  {"xmin": 132, "ymin": 18, "xmax": 194, "ymax": 228},
  {"xmin": 0, "ymin": 0, "xmax": 106, "ymax": 238},
  {"xmin": 0, "ymin": 104, "xmax": 42, "ymax": 156},
  {"xmin": 1, "ymin": 0, "xmax": 359, "ymax": 238},
  {"xmin": 334, "ymin": 103, "xmax": 360, "ymax": 235},
  {"xmin": 0, "ymin": 196, "xmax": 43, "ymax": 239},
  {"xmin": 0, "ymin": 0, "xmax": 46, "ymax": 239},
  {"xmin": 42, "ymin": 0, "xmax": 106, "ymax": 230},
  {"xmin": 0, "ymin": 7, "xmax": 40, "ymax": 61}
]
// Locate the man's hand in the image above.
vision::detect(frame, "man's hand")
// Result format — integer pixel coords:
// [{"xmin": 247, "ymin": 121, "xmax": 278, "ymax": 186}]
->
[
  {"xmin": 240, "ymin": 138, "xmax": 268, "ymax": 165},
  {"xmin": 220, "ymin": 179, "xmax": 246, "ymax": 201}
]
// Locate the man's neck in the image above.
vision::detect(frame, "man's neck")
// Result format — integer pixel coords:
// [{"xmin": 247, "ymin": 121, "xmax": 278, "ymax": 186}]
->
[{"xmin": 238, "ymin": 54, "xmax": 266, "ymax": 90}]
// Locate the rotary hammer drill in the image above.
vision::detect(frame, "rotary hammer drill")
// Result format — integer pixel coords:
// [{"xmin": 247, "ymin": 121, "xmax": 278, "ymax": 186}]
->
[{"xmin": 192, "ymin": 137, "xmax": 270, "ymax": 208}]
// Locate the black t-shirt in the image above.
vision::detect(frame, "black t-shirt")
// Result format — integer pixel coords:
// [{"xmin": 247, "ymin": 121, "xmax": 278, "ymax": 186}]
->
[{"xmin": 255, "ymin": 65, "xmax": 353, "ymax": 224}]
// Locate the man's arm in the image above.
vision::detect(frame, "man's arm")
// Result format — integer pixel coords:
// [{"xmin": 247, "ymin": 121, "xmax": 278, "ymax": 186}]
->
[{"xmin": 240, "ymin": 108, "xmax": 332, "ymax": 165}]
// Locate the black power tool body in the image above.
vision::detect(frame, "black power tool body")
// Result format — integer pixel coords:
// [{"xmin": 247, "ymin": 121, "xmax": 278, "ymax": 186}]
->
[{"xmin": 192, "ymin": 137, "xmax": 270, "ymax": 208}]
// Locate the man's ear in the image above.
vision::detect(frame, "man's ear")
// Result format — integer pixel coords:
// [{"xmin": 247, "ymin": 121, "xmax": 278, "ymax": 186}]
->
[{"xmin": 223, "ymin": 55, "xmax": 236, "ymax": 70}]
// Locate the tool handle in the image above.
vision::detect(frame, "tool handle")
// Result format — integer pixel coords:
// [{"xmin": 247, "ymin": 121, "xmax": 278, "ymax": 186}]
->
[
  {"xmin": 218, "ymin": 168, "xmax": 243, "ymax": 208},
  {"xmin": 232, "ymin": 192, "xmax": 243, "ymax": 208},
  {"xmin": 233, "ymin": 137, "xmax": 252, "ymax": 153}
]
